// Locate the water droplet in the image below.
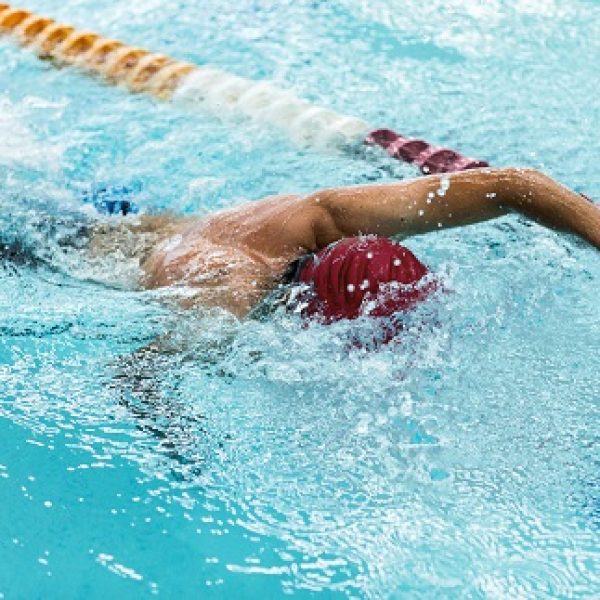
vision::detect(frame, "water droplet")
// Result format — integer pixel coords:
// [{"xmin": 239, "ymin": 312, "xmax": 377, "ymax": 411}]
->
[{"xmin": 436, "ymin": 176, "xmax": 450, "ymax": 196}]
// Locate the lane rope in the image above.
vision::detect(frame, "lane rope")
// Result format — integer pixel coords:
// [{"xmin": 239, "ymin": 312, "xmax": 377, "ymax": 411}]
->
[{"xmin": 0, "ymin": 3, "xmax": 488, "ymax": 173}]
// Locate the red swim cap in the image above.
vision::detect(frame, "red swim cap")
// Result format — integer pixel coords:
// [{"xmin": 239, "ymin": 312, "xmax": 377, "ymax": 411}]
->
[{"xmin": 296, "ymin": 236, "xmax": 433, "ymax": 322}]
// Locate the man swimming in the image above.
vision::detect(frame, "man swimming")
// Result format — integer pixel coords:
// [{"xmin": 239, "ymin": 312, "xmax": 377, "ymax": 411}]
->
[{"xmin": 88, "ymin": 167, "xmax": 600, "ymax": 321}]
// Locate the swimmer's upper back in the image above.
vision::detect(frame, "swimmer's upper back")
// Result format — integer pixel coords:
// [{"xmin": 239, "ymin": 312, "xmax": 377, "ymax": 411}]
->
[{"xmin": 142, "ymin": 218, "xmax": 295, "ymax": 316}]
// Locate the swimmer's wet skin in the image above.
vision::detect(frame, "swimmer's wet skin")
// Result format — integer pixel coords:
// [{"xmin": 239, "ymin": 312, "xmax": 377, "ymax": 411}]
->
[{"xmin": 130, "ymin": 167, "xmax": 600, "ymax": 321}]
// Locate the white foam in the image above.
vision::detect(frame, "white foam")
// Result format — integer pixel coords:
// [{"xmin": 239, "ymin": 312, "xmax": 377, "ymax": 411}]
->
[{"xmin": 0, "ymin": 97, "xmax": 65, "ymax": 172}]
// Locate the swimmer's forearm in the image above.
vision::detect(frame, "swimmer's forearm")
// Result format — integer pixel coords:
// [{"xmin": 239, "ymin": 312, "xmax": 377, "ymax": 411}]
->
[
  {"xmin": 496, "ymin": 169, "xmax": 600, "ymax": 249},
  {"xmin": 315, "ymin": 169, "xmax": 509, "ymax": 240},
  {"xmin": 315, "ymin": 168, "xmax": 600, "ymax": 249}
]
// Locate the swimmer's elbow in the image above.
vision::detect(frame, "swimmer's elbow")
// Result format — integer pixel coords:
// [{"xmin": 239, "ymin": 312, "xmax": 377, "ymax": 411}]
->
[
  {"xmin": 496, "ymin": 167, "xmax": 550, "ymax": 190},
  {"xmin": 490, "ymin": 167, "xmax": 555, "ymax": 208},
  {"xmin": 303, "ymin": 190, "xmax": 348, "ymax": 248}
]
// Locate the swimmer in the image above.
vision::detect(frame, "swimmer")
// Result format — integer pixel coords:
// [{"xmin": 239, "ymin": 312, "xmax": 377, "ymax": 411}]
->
[{"xmin": 87, "ymin": 167, "xmax": 599, "ymax": 321}]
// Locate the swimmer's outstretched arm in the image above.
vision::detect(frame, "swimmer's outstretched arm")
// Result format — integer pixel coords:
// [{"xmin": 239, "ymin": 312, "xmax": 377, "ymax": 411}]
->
[{"xmin": 304, "ymin": 168, "xmax": 600, "ymax": 250}]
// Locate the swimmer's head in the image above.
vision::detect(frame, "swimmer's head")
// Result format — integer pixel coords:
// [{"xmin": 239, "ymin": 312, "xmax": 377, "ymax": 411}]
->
[{"xmin": 294, "ymin": 236, "xmax": 434, "ymax": 323}]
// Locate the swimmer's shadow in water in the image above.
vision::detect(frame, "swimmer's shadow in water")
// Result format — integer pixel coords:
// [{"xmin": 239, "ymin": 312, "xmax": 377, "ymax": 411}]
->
[
  {"xmin": 0, "ymin": 237, "xmax": 44, "ymax": 272},
  {"xmin": 108, "ymin": 333, "xmax": 235, "ymax": 482},
  {"xmin": 0, "ymin": 210, "xmax": 90, "ymax": 275}
]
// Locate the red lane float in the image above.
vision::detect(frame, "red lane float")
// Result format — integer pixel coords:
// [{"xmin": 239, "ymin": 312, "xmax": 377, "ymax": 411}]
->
[{"xmin": 365, "ymin": 128, "xmax": 489, "ymax": 174}]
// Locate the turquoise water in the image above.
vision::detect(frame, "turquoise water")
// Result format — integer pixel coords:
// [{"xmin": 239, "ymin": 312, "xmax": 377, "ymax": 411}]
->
[{"xmin": 1, "ymin": 0, "xmax": 600, "ymax": 597}]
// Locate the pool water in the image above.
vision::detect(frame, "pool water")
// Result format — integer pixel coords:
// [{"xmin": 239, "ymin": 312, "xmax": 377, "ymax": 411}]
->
[{"xmin": 1, "ymin": 0, "xmax": 599, "ymax": 597}]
